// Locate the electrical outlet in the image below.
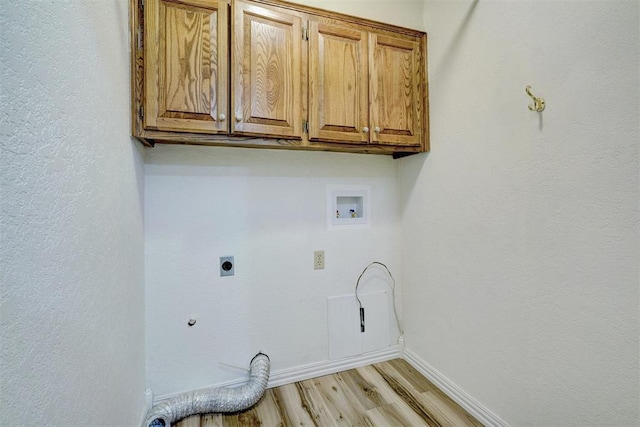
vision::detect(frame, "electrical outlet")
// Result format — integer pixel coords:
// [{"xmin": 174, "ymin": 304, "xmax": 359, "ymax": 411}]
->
[
  {"xmin": 220, "ymin": 256, "xmax": 234, "ymax": 276},
  {"xmin": 314, "ymin": 250, "xmax": 325, "ymax": 270}
]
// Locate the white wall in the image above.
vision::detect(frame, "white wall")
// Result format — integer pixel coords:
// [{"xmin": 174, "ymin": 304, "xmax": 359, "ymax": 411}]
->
[
  {"xmin": 145, "ymin": 146, "xmax": 401, "ymax": 396},
  {"xmin": 399, "ymin": 0, "xmax": 639, "ymax": 425},
  {"xmin": 1, "ymin": 1, "xmax": 146, "ymax": 425},
  {"xmin": 287, "ymin": 0, "xmax": 425, "ymax": 30}
]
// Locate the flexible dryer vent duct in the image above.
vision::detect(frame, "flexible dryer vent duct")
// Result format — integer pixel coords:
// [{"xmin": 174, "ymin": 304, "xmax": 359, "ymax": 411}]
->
[{"xmin": 144, "ymin": 353, "xmax": 270, "ymax": 427}]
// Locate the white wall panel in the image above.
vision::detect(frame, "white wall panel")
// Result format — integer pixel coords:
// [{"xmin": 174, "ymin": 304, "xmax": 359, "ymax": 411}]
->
[{"xmin": 399, "ymin": 1, "xmax": 640, "ymax": 425}]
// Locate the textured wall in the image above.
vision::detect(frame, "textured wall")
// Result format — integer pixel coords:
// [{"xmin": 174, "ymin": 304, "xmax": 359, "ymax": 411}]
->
[
  {"xmin": 399, "ymin": 0, "xmax": 639, "ymax": 425},
  {"xmin": 0, "ymin": 1, "xmax": 146, "ymax": 425}
]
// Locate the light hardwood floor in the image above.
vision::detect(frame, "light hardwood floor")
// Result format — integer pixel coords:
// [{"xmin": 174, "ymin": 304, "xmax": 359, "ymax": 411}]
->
[{"xmin": 175, "ymin": 359, "xmax": 483, "ymax": 427}]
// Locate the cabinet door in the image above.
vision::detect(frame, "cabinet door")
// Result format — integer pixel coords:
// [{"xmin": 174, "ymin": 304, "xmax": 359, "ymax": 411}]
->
[
  {"xmin": 308, "ymin": 21, "xmax": 369, "ymax": 144},
  {"xmin": 232, "ymin": 0, "xmax": 302, "ymax": 138},
  {"xmin": 369, "ymin": 33, "xmax": 423, "ymax": 146},
  {"xmin": 144, "ymin": 0, "xmax": 228, "ymax": 133}
]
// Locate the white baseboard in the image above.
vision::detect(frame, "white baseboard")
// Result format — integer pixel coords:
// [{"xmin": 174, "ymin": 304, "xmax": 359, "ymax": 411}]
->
[
  {"xmin": 269, "ymin": 345, "xmax": 401, "ymax": 388},
  {"xmin": 403, "ymin": 347, "xmax": 509, "ymax": 427},
  {"xmin": 153, "ymin": 345, "xmax": 401, "ymax": 404}
]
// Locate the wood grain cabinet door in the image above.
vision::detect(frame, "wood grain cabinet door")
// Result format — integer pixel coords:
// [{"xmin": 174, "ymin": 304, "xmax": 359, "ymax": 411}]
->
[
  {"xmin": 369, "ymin": 33, "xmax": 423, "ymax": 146},
  {"xmin": 232, "ymin": 0, "xmax": 302, "ymax": 139},
  {"xmin": 308, "ymin": 21, "xmax": 369, "ymax": 144},
  {"xmin": 144, "ymin": 0, "xmax": 229, "ymax": 134}
]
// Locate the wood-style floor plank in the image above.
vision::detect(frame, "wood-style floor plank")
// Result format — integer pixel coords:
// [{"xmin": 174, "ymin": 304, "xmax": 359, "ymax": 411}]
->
[
  {"xmin": 271, "ymin": 383, "xmax": 316, "ymax": 426},
  {"xmin": 337, "ymin": 368, "xmax": 386, "ymax": 410},
  {"xmin": 353, "ymin": 364, "xmax": 439, "ymax": 426},
  {"xmin": 173, "ymin": 359, "xmax": 483, "ymax": 427},
  {"xmin": 365, "ymin": 402, "xmax": 430, "ymax": 427},
  {"xmin": 376, "ymin": 360, "xmax": 483, "ymax": 427},
  {"xmin": 421, "ymin": 391, "xmax": 479, "ymax": 427},
  {"xmin": 315, "ymin": 373, "xmax": 372, "ymax": 425},
  {"xmin": 177, "ymin": 416, "xmax": 201, "ymax": 427}
]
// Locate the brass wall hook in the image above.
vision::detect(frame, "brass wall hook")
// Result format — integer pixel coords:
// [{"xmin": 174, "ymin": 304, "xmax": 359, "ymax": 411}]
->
[{"xmin": 525, "ymin": 85, "xmax": 546, "ymax": 112}]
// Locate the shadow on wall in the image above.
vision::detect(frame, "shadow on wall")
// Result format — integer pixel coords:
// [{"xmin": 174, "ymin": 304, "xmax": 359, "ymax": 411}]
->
[
  {"xmin": 394, "ymin": 2, "xmax": 479, "ymax": 213},
  {"xmin": 430, "ymin": 0, "xmax": 479, "ymax": 82},
  {"xmin": 143, "ymin": 145, "xmax": 397, "ymax": 179},
  {"xmin": 131, "ymin": 138, "xmax": 146, "ymax": 215},
  {"xmin": 395, "ymin": 152, "xmax": 428, "ymax": 214}
]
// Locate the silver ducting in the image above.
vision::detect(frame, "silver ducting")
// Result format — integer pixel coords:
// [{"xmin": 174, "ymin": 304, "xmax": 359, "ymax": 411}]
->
[{"xmin": 144, "ymin": 353, "xmax": 270, "ymax": 427}]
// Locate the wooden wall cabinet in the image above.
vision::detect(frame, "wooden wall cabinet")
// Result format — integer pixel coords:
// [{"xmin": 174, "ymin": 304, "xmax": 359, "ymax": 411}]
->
[
  {"xmin": 232, "ymin": 0, "xmax": 302, "ymax": 139},
  {"xmin": 308, "ymin": 21, "xmax": 369, "ymax": 145},
  {"xmin": 143, "ymin": 0, "xmax": 229, "ymax": 134},
  {"xmin": 308, "ymin": 21, "xmax": 425, "ymax": 148},
  {"xmin": 131, "ymin": 0, "xmax": 429, "ymax": 156}
]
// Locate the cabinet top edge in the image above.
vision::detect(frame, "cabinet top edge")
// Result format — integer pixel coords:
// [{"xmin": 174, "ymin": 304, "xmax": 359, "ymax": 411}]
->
[{"xmin": 243, "ymin": 0, "xmax": 427, "ymax": 37}]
